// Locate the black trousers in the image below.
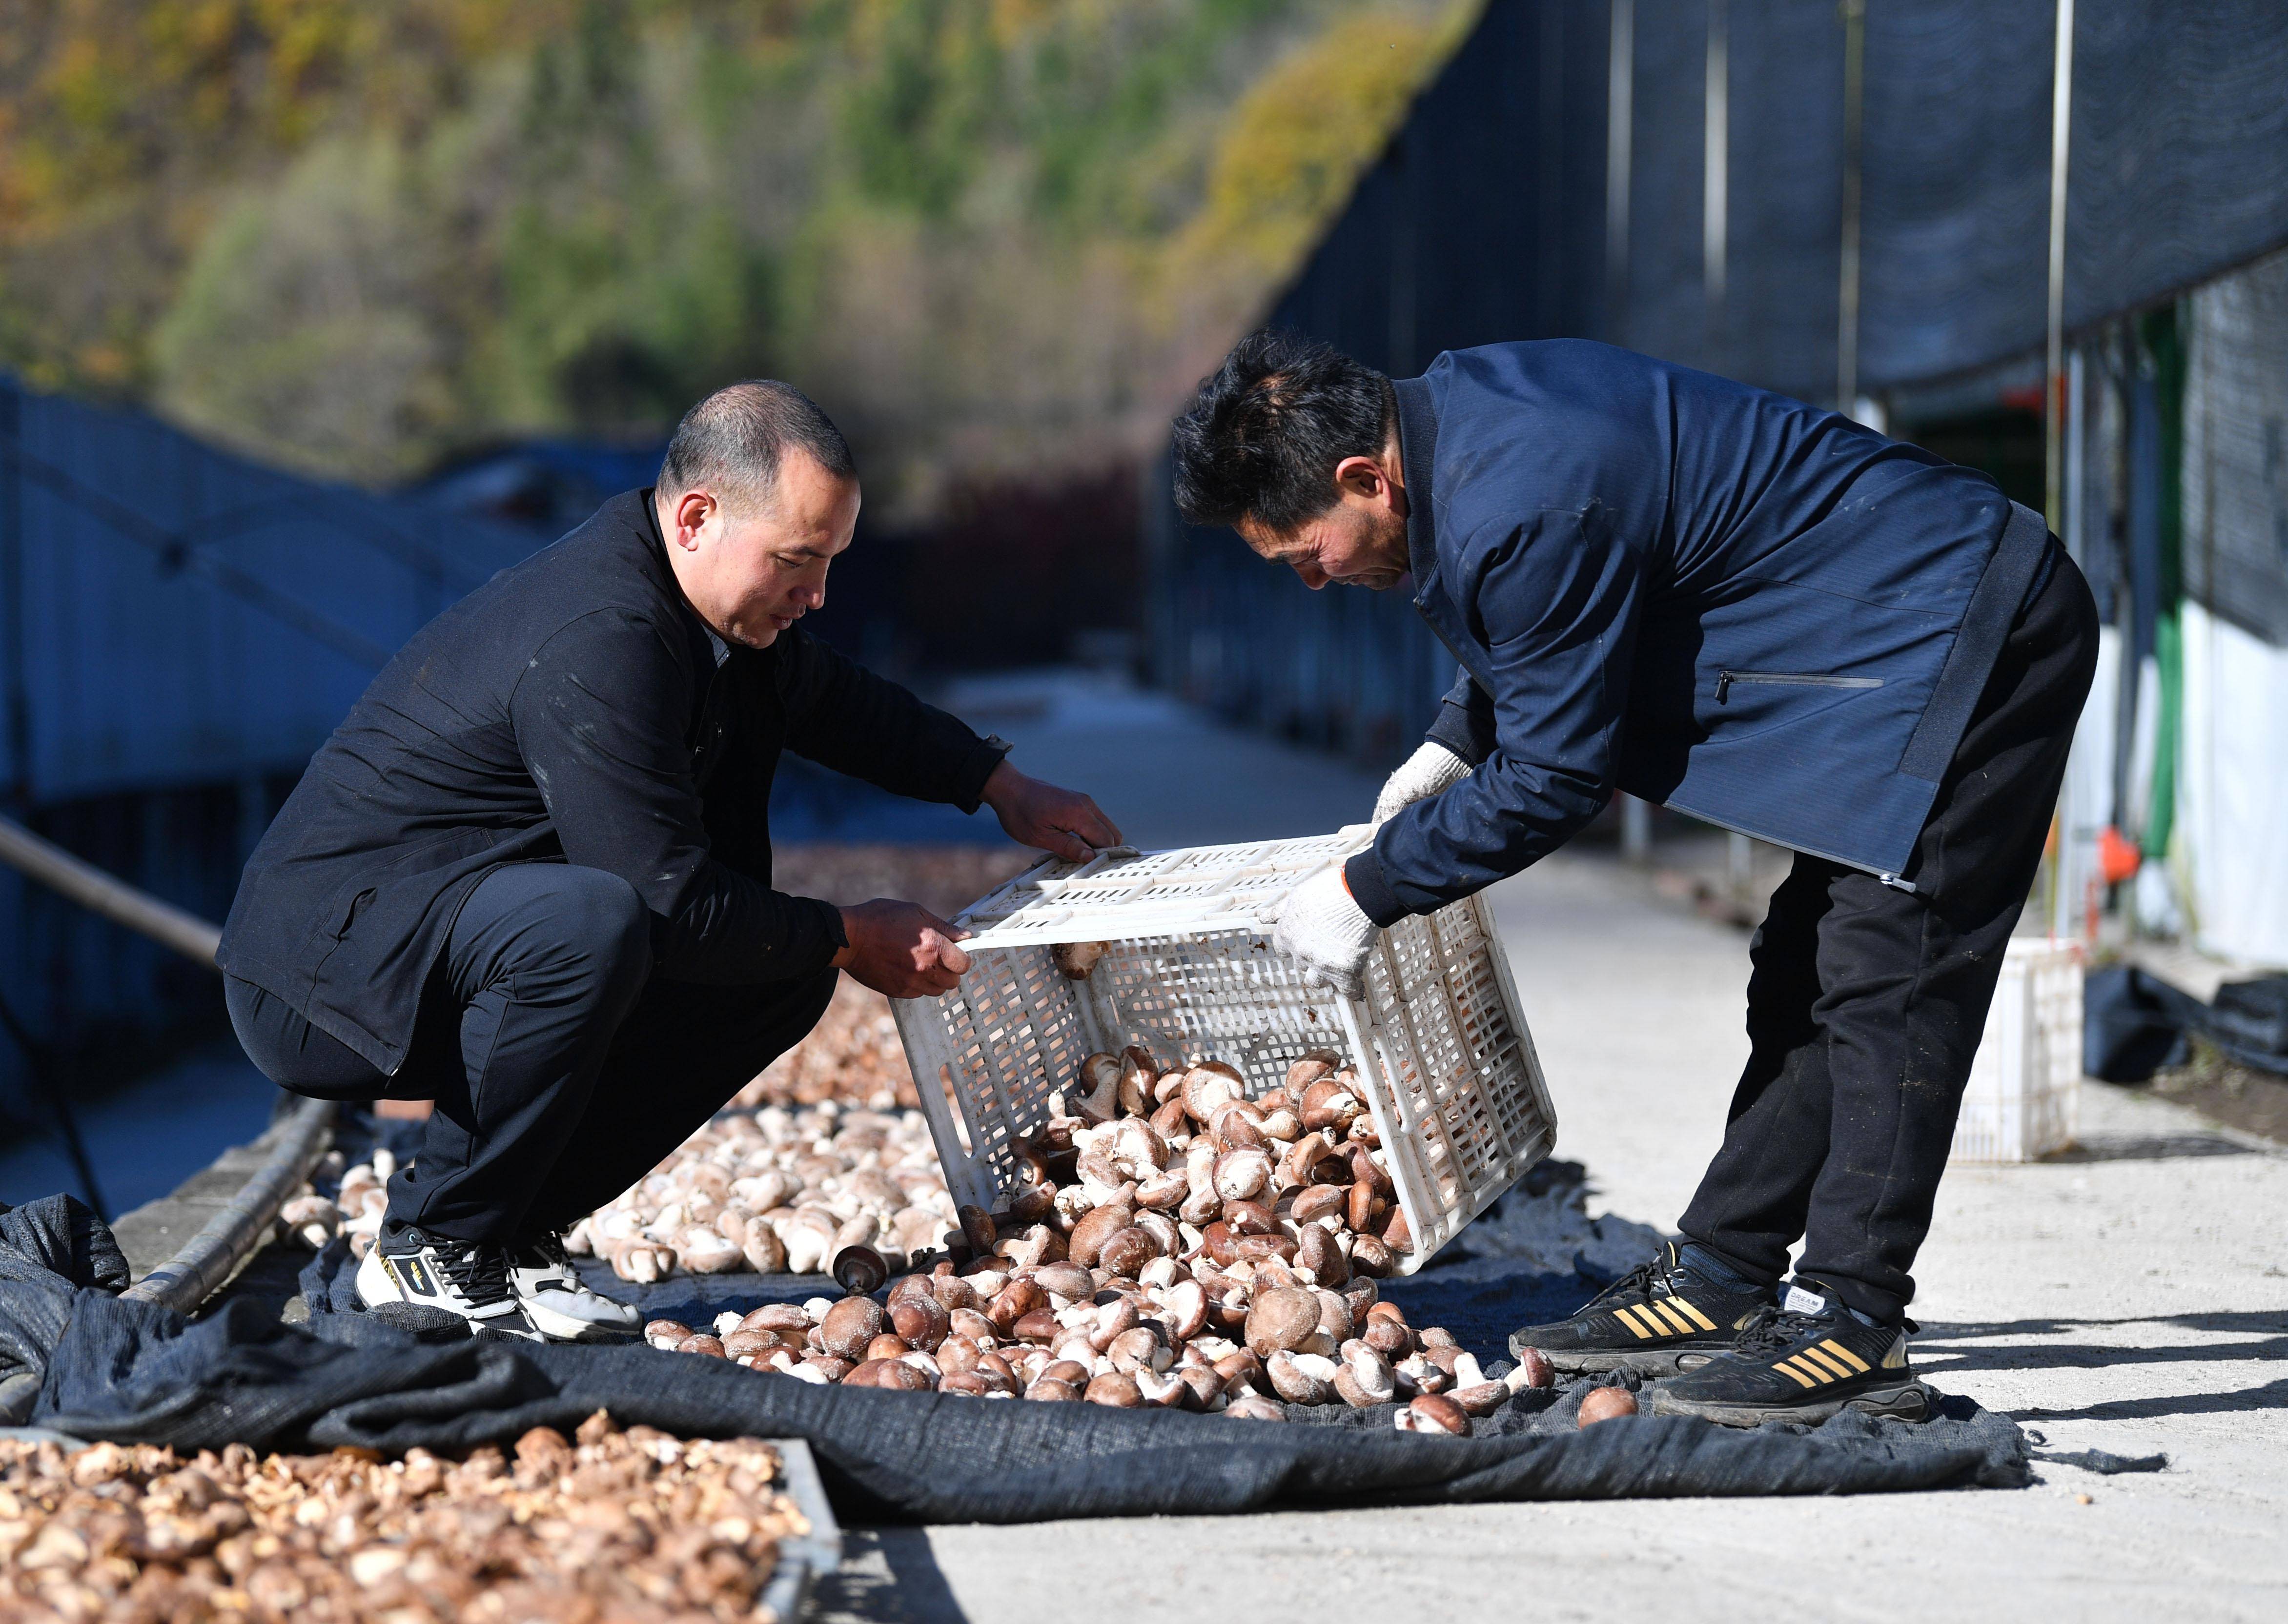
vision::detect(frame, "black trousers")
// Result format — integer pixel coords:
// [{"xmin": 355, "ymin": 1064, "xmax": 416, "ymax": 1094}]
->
[
  {"xmin": 1677, "ymin": 543, "xmax": 2100, "ymax": 1322},
  {"xmin": 227, "ymin": 863, "xmax": 836, "ymax": 1244}
]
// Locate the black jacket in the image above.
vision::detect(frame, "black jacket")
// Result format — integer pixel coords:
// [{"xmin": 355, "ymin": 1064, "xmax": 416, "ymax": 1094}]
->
[
  {"xmin": 1345, "ymin": 342, "xmax": 2051, "ymax": 926},
  {"xmin": 219, "ymin": 490, "xmax": 1007, "ymax": 1074}
]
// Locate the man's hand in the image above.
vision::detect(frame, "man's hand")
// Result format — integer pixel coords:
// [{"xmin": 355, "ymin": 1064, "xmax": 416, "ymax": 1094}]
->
[
  {"xmin": 1372, "ymin": 741, "xmax": 1471, "ymax": 824},
  {"xmin": 980, "ymin": 760, "xmax": 1123, "ymax": 863},
  {"xmin": 833, "ymin": 899, "xmax": 973, "ymax": 999},
  {"xmin": 1272, "ymin": 867, "xmax": 1378, "ymax": 1001}
]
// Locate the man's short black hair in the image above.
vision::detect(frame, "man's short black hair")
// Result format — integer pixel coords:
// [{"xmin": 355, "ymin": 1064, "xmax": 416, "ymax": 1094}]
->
[
  {"xmin": 1170, "ymin": 329, "xmax": 1392, "ymax": 532},
  {"xmin": 659, "ymin": 379, "xmax": 856, "ymax": 513}
]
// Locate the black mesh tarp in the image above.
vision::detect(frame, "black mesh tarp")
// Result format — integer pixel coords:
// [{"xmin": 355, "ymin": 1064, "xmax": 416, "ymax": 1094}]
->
[{"xmin": 7, "ymin": 1197, "xmax": 2033, "ymax": 1517}]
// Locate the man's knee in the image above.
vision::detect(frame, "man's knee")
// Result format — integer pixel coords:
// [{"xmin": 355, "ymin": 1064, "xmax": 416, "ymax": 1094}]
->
[
  {"xmin": 470, "ymin": 864, "xmax": 652, "ymax": 998},
  {"xmin": 550, "ymin": 867, "xmax": 653, "ymax": 990}
]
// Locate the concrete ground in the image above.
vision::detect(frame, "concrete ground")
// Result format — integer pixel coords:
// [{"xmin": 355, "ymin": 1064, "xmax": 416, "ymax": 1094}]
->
[{"xmin": 814, "ymin": 681, "xmax": 2288, "ymax": 1624}]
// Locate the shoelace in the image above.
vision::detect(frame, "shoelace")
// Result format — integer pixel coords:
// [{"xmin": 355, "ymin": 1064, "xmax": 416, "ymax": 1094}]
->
[
  {"xmin": 429, "ymin": 1240, "xmax": 516, "ymax": 1309},
  {"xmin": 1589, "ymin": 1249, "xmax": 1681, "ymax": 1311},
  {"xmin": 1730, "ymin": 1304, "xmax": 1831, "ymax": 1360}
]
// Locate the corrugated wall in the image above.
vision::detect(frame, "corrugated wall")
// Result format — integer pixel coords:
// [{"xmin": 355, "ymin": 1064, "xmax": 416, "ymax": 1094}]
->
[
  {"xmin": 1152, "ymin": 0, "xmax": 2288, "ymax": 771},
  {"xmin": 0, "ymin": 376, "xmax": 535, "ymax": 1143}
]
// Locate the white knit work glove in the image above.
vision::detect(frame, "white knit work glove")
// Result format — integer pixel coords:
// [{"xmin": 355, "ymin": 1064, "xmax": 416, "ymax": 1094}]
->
[
  {"xmin": 1273, "ymin": 866, "xmax": 1378, "ymax": 1001},
  {"xmin": 1372, "ymin": 741, "xmax": 1471, "ymax": 824}
]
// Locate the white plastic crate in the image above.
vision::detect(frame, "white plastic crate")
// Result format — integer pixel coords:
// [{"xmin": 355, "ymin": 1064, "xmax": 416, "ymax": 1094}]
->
[
  {"xmin": 890, "ymin": 828, "xmax": 1557, "ymax": 1273},
  {"xmin": 1951, "ymin": 937, "xmax": 2084, "ymax": 1163}
]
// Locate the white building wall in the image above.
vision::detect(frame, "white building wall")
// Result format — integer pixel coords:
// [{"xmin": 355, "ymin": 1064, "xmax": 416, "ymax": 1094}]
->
[{"xmin": 2178, "ymin": 601, "xmax": 2288, "ymax": 966}]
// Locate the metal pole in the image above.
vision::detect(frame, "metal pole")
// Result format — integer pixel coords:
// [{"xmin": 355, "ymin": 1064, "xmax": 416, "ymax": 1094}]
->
[
  {"xmin": 2052, "ymin": 345, "xmax": 2089, "ymax": 942},
  {"xmin": 1620, "ymin": 795, "xmax": 1651, "ymax": 865},
  {"xmin": 1837, "ymin": 0, "xmax": 1866, "ymax": 411},
  {"xmin": 1605, "ymin": 0, "xmax": 1635, "ymax": 339},
  {"xmin": 2045, "ymin": 0, "xmax": 2077, "ymax": 531},
  {"xmin": 0, "ymin": 814, "xmax": 222, "ymax": 968},
  {"xmin": 1703, "ymin": 0, "xmax": 1729, "ymax": 330}
]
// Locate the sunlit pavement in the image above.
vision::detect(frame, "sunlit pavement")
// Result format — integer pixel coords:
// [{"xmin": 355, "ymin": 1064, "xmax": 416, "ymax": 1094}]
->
[{"xmin": 818, "ymin": 683, "xmax": 2288, "ymax": 1624}]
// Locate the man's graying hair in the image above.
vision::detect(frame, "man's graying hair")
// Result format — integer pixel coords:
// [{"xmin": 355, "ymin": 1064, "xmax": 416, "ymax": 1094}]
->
[
  {"xmin": 659, "ymin": 380, "xmax": 856, "ymax": 512},
  {"xmin": 1170, "ymin": 329, "xmax": 1392, "ymax": 533}
]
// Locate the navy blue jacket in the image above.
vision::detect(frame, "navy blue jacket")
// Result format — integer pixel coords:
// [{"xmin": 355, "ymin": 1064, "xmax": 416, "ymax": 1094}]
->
[
  {"xmin": 1344, "ymin": 342, "xmax": 2053, "ymax": 926},
  {"xmin": 220, "ymin": 491, "xmax": 1006, "ymax": 1074}
]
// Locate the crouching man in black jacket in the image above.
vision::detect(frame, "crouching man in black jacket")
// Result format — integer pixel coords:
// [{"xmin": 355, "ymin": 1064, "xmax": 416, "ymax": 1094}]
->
[
  {"xmin": 1173, "ymin": 332, "xmax": 2097, "ymax": 1427},
  {"xmin": 221, "ymin": 381, "xmax": 1119, "ymax": 1341}
]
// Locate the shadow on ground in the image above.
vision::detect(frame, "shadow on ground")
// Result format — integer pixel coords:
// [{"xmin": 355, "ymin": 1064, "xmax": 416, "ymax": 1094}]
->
[
  {"xmin": 1912, "ymin": 1310, "xmax": 2288, "ymax": 1420},
  {"xmin": 813, "ymin": 1528, "xmax": 970, "ymax": 1624}
]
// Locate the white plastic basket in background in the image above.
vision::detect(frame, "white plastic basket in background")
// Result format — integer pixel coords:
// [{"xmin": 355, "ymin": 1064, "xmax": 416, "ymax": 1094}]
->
[
  {"xmin": 1950, "ymin": 937, "xmax": 2084, "ymax": 1163},
  {"xmin": 890, "ymin": 829, "xmax": 1557, "ymax": 1274}
]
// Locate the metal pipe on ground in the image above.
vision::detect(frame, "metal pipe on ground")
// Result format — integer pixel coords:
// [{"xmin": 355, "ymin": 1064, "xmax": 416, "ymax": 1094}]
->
[
  {"xmin": 0, "ymin": 814, "xmax": 222, "ymax": 968},
  {"xmin": 0, "ymin": 811, "xmax": 335, "ymax": 1313}
]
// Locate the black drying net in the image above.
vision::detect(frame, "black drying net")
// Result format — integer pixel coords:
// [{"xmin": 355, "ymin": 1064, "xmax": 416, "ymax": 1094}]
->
[{"xmin": 8, "ymin": 1188, "xmax": 2029, "ymax": 1520}]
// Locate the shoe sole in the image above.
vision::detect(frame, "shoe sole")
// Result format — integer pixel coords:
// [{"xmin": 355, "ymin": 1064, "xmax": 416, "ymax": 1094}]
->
[
  {"xmin": 521, "ymin": 1295, "xmax": 640, "ymax": 1344},
  {"xmin": 1517, "ymin": 1338, "xmax": 1731, "ymax": 1379},
  {"xmin": 1646, "ymin": 1380, "xmax": 1933, "ymax": 1429}
]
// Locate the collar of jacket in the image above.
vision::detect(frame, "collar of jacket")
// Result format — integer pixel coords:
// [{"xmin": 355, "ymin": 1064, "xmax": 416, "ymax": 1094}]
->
[
  {"xmin": 630, "ymin": 486, "xmax": 730, "ymax": 669},
  {"xmin": 1391, "ymin": 374, "xmax": 1440, "ymax": 600}
]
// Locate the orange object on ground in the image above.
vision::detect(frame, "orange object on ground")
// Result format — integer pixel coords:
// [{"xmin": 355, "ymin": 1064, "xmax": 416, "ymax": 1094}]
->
[{"xmin": 2097, "ymin": 826, "xmax": 2143, "ymax": 885}]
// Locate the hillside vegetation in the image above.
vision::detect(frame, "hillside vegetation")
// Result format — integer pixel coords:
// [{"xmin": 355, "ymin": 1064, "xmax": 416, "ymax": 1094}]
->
[{"xmin": 0, "ymin": 0, "xmax": 1475, "ymax": 510}]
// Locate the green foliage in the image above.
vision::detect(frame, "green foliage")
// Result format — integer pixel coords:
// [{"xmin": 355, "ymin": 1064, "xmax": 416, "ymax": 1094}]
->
[{"xmin": 2, "ymin": 0, "xmax": 1478, "ymax": 499}]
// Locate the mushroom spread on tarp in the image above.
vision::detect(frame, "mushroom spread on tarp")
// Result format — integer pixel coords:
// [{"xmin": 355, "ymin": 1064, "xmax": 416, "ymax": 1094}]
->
[{"xmin": 639, "ymin": 1046, "xmax": 1550, "ymax": 1432}]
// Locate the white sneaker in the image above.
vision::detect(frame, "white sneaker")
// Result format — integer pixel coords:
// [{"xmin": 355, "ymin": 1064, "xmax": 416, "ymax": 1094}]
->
[
  {"xmin": 356, "ymin": 1225, "xmax": 544, "ymax": 1341},
  {"xmin": 509, "ymin": 1233, "xmax": 642, "ymax": 1343}
]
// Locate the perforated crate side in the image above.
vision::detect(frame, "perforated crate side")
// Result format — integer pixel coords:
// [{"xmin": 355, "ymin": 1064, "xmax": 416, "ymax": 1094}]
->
[
  {"xmin": 893, "ymin": 836, "xmax": 1556, "ymax": 1270},
  {"xmin": 1950, "ymin": 940, "xmax": 2083, "ymax": 1164},
  {"xmin": 1356, "ymin": 897, "xmax": 1556, "ymax": 1259},
  {"xmin": 892, "ymin": 946, "xmax": 1092, "ymax": 1213}
]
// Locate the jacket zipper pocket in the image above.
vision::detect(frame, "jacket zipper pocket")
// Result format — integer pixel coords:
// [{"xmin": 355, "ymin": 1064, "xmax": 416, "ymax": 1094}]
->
[{"xmin": 1715, "ymin": 670, "xmax": 1884, "ymax": 704}]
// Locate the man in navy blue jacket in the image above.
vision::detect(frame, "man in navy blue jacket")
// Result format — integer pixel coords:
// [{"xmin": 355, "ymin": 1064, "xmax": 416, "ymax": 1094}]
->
[{"xmin": 1173, "ymin": 331, "xmax": 2096, "ymax": 1426}]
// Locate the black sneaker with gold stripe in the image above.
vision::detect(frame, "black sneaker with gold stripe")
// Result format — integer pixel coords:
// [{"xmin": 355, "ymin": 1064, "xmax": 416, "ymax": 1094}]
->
[
  {"xmin": 1508, "ymin": 1241, "xmax": 1775, "ymax": 1377},
  {"xmin": 1648, "ymin": 1280, "xmax": 1930, "ymax": 1427}
]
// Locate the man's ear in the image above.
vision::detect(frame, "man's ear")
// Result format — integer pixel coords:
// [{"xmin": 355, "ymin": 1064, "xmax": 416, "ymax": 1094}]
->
[
  {"xmin": 669, "ymin": 488, "xmax": 716, "ymax": 547},
  {"xmin": 1331, "ymin": 453, "xmax": 1396, "ymax": 507}
]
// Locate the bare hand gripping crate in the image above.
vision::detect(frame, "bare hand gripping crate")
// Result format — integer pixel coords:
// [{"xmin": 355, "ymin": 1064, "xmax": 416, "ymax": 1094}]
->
[{"xmin": 890, "ymin": 828, "xmax": 1557, "ymax": 1272}]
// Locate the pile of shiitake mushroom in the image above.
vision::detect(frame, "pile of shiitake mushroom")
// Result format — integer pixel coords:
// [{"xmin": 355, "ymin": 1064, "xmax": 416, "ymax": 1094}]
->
[
  {"xmin": 0, "ymin": 1420, "xmax": 802, "ymax": 1624},
  {"xmin": 563, "ymin": 1102, "xmax": 958, "ymax": 1284},
  {"xmin": 274, "ymin": 1103, "xmax": 962, "ymax": 1287},
  {"xmin": 641, "ymin": 1047, "xmax": 1555, "ymax": 1431}
]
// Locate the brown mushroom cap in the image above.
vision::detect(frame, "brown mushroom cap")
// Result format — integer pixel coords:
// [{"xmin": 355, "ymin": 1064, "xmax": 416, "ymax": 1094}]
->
[
  {"xmin": 1291, "ymin": 1185, "xmax": 1348, "ymax": 1225},
  {"xmin": 986, "ymin": 1277, "xmax": 1046, "ymax": 1332},
  {"xmin": 1244, "ymin": 1286, "xmax": 1324, "ymax": 1359},
  {"xmin": 1066, "ymin": 1202, "xmax": 1134, "ymax": 1268},
  {"xmin": 1408, "ymin": 1392, "xmax": 1470, "ymax": 1435},
  {"xmin": 1362, "ymin": 1315, "xmax": 1414, "ymax": 1357},
  {"xmin": 1097, "ymin": 1225, "xmax": 1162, "ymax": 1279},
  {"xmin": 889, "ymin": 1294, "xmax": 951, "ymax": 1350},
  {"xmin": 819, "ymin": 1297, "xmax": 886, "ymax": 1361},
  {"xmin": 1034, "ymin": 1261, "xmax": 1095, "ymax": 1301},
  {"xmin": 1224, "ymin": 1393, "xmax": 1288, "ymax": 1421},
  {"xmin": 1577, "ymin": 1386, "xmax": 1640, "ymax": 1427},
  {"xmin": 1084, "ymin": 1371, "xmax": 1144, "ymax": 1407},
  {"xmin": 1295, "ymin": 1224, "xmax": 1348, "ymax": 1287}
]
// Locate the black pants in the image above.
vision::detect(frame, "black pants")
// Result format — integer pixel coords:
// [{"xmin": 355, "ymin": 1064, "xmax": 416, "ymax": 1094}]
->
[
  {"xmin": 1677, "ymin": 544, "xmax": 2100, "ymax": 1322},
  {"xmin": 227, "ymin": 863, "xmax": 836, "ymax": 1244}
]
